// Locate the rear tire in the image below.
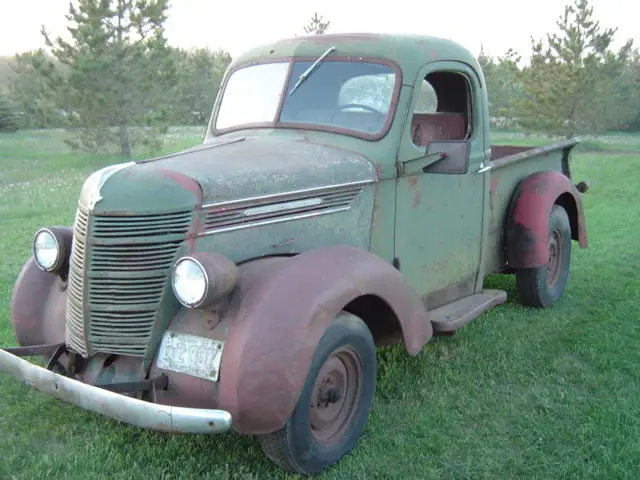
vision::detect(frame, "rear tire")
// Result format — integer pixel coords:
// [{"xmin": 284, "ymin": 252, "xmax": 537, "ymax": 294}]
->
[
  {"xmin": 516, "ymin": 205, "xmax": 572, "ymax": 308},
  {"xmin": 257, "ymin": 312, "xmax": 376, "ymax": 475}
]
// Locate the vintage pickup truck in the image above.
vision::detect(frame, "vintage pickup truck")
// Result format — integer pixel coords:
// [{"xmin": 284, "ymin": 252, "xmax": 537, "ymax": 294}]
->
[{"xmin": 1, "ymin": 33, "xmax": 588, "ymax": 475}]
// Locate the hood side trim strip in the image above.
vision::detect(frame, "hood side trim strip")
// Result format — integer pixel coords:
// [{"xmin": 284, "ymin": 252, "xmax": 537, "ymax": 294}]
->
[{"xmin": 201, "ymin": 179, "xmax": 374, "ymax": 210}]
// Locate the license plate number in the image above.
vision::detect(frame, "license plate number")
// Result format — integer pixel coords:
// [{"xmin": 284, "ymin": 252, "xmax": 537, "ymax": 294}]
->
[{"xmin": 156, "ymin": 331, "xmax": 224, "ymax": 382}]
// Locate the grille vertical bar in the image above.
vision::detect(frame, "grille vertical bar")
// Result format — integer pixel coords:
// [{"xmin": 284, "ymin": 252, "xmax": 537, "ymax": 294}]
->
[{"xmin": 64, "ymin": 207, "xmax": 89, "ymax": 356}]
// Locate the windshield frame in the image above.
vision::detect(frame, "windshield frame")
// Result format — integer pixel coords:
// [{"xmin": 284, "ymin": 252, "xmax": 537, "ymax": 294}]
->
[{"xmin": 210, "ymin": 55, "xmax": 403, "ymax": 141}]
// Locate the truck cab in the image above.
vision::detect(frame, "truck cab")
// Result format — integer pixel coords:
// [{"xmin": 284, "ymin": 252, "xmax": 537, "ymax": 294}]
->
[{"xmin": 2, "ymin": 33, "xmax": 588, "ymax": 476}]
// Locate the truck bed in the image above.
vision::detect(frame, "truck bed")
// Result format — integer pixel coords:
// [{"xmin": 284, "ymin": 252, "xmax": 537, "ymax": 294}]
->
[{"xmin": 484, "ymin": 139, "xmax": 579, "ymax": 273}]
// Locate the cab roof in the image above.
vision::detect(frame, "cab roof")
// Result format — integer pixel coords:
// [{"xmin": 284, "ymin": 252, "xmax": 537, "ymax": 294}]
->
[{"xmin": 231, "ymin": 33, "xmax": 481, "ymax": 83}]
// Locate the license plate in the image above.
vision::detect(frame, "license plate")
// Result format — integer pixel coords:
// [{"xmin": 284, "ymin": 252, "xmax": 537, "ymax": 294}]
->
[{"xmin": 156, "ymin": 331, "xmax": 224, "ymax": 382}]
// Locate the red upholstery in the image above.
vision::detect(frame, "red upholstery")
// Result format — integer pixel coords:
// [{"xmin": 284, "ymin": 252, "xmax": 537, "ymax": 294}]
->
[{"xmin": 411, "ymin": 113, "xmax": 467, "ymax": 146}]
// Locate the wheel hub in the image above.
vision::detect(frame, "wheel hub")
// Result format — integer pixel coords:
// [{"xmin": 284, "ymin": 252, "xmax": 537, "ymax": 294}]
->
[
  {"xmin": 308, "ymin": 347, "xmax": 362, "ymax": 445},
  {"xmin": 546, "ymin": 230, "xmax": 562, "ymax": 287}
]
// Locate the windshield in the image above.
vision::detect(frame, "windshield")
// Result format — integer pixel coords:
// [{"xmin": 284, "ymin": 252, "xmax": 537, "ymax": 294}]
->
[{"xmin": 214, "ymin": 60, "xmax": 398, "ymax": 138}]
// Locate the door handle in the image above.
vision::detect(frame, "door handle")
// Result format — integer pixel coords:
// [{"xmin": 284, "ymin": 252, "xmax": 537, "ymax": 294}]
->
[{"xmin": 477, "ymin": 163, "xmax": 491, "ymax": 174}]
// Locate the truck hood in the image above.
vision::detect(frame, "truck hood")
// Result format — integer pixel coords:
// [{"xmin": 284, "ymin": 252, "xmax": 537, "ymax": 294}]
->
[{"xmin": 90, "ymin": 135, "xmax": 378, "ymax": 215}]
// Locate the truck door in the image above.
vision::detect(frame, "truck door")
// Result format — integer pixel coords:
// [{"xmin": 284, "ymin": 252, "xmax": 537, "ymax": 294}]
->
[{"xmin": 394, "ymin": 61, "xmax": 488, "ymax": 308}]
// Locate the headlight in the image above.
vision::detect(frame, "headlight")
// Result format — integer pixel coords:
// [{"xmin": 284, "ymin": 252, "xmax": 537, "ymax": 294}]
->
[
  {"xmin": 32, "ymin": 227, "xmax": 73, "ymax": 275},
  {"xmin": 171, "ymin": 253, "xmax": 238, "ymax": 309},
  {"xmin": 33, "ymin": 229, "xmax": 61, "ymax": 271},
  {"xmin": 172, "ymin": 257, "xmax": 208, "ymax": 308}
]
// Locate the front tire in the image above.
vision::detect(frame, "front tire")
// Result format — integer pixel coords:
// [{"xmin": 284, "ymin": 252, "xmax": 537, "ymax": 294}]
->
[
  {"xmin": 516, "ymin": 204, "xmax": 572, "ymax": 307},
  {"xmin": 257, "ymin": 312, "xmax": 376, "ymax": 475}
]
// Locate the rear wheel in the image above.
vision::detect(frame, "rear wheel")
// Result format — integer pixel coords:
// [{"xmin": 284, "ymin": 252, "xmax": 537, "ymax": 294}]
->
[
  {"xmin": 257, "ymin": 312, "xmax": 376, "ymax": 475},
  {"xmin": 516, "ymin": 205, "xmax": 572, "ymax": 307}
]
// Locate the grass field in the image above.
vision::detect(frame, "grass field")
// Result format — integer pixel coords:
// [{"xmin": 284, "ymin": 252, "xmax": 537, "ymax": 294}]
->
[{"xmin": 1, "ymin": 128, "xmax": 639, "ymax": 479}]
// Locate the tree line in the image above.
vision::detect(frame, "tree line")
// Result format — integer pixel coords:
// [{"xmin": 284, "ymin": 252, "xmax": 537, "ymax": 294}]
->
[
  {"xmin": 0, "ymin": 0, "xmax": 638, "ymax": 155},
  {"xmin": 480, "ymin": 0, "xmax": 640, "ymax": 137}
]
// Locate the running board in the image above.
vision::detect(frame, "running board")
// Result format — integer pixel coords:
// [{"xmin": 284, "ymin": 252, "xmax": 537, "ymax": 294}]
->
[{"xmin": 430, "ymin": 289, "xmax": 507, "ymax": 332}]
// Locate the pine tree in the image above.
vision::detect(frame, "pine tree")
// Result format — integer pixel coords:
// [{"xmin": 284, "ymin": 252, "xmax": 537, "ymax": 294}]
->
[
  {"xmin": 0, "ymin": 93, "xmax": 19, "ymax": 132},
  {"xmin": 38, "ymin": 0, "xmax": 175, "ymax": 157},
  {"xmin": 7, "ymin": 49, "xmax": 63, "ymax": 129},
  {"xmin": 478, "ymin": 48, "xmax": 522, "ymax": 122},
  {"xmin": 169, "ymin": 47, "xmax": 232, "ymax": 125},
  {"xmin": 516, "ymin": 0, "xmax": 633, "ymax": 137},
  {"xmin": 303, "ymin": 13, "xmax": 330, "ymax": 35}
]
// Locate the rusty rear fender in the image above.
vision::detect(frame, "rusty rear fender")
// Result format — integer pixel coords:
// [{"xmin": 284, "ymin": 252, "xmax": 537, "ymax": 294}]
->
[
  {"xmin": 506, "ymin": 171, "xmax": 588, "ymax": 269},
  {"xmin": 150, "ymin": 246, "xmax": 431, "ymax": 435}
]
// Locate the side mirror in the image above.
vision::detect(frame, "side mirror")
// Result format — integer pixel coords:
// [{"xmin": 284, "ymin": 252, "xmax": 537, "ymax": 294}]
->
[
  {"xmin": 397, "ymin": 140, "xmax": 470, "ymax": 177},
  {"xmin": 423, "ymin": 141, "xmax": 470, "ymax": 174}
]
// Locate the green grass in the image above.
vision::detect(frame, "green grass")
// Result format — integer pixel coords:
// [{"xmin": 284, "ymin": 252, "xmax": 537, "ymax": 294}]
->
[{"xmin": 1, "ymin": 129, "xmax": 639, "ymax": 479}]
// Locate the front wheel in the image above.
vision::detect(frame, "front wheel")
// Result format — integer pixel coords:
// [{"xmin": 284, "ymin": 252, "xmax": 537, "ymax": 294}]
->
[
  {"xmin": 516, "ymin": 204, "xmax": 572, "ymax": 308},
  {"xmin": 257, "ymin": 312, "xmax": 376, "ymax": 475}
]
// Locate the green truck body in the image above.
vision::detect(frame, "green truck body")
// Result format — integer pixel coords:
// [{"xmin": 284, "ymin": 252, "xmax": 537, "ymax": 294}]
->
[{"xmin": 1, "ymin": 33, "xmax": 588, "ymax": 475}]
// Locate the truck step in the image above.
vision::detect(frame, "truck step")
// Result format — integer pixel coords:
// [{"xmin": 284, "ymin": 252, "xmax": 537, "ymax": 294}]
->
[{"xmin": 430, "ymin": 289, "xmax": 507, "ymax": 332}]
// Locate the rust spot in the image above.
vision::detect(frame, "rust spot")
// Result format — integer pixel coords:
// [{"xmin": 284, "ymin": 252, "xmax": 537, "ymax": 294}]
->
[
  {"xmin": 186, "ymin": 212, "xmax": 204, "ymax": 253},
  {"xmin": 154, "ymin": 167, "xmax": 203, "ymax": 203},
  {"xmin": 490, "ymin": 176, "xmax": 499, "ymax": 212},
  {"xmin": 490, "ymin": 176, "xmax": 498, "ymax": 193},
  {"xmin": 205, "ymin": 311, "xmax": 221, "ymax": 330},
  {"xmin": 408, "ymin": 177, "xmax": 418, "ymax": 188},
  {"xmin": 507, "ymin": 171, "xmax": 588, "ymax": 268},
  {"xmin": 412, "ymin": 191, "xmax": 420, "ymax": 207}
]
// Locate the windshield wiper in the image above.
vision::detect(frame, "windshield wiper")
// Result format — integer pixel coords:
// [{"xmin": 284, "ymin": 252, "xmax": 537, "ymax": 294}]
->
[{"xmin": 288, "ymin": 45, "xmax": 336, "ymax": 95}]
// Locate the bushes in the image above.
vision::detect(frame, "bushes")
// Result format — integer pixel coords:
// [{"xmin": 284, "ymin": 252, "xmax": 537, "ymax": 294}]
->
[{"xmin": 0, "ymin": 94, "xmax": 19, "ymax": 132}]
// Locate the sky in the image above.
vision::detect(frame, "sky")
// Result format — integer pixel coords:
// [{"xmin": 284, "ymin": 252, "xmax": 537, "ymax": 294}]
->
[{"xmin": 0, "ymin": 0, "xmax": 638, "ymax": 59}]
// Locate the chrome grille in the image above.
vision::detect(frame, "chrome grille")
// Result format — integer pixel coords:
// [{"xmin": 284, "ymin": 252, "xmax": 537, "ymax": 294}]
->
[
  {"xmin": 92, "ymin": 211, "xmax": 191, "ymax": 238},
  {"xmin": 65, "ymin": 207, "xmax": 89, "ymax": 356},
  {"xmin": 204, "ymin": 184, "xmax": 364, "ymax": 234},
  {"xmin": 64, "ymin": 208, "xmax": 191, "ymax": 358},
  {"xmin": 90, "ymin": 242, "xmax": 182, "ymax": 272}
]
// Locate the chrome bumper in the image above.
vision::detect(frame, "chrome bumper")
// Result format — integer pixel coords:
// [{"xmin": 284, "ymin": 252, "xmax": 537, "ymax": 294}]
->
[{"xmin": 0, "ymin": 348, "xmax": 232, "ymax": 434}]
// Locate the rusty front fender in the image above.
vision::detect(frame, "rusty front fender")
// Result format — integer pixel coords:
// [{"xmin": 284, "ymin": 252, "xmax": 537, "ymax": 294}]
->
[
  {"xmin": 10, "ymin": 255, "xmax": 68, "ymax": 348},
  {"xmin": 150, "ymin": 246, "xmax": 431, "ymax": 435},
  {"xmin": 506, "ymin": 171, "xmax": 588, "ymax": 269}
]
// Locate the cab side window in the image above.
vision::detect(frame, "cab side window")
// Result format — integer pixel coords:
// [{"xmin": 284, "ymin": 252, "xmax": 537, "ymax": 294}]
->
[{"xmin": 410, "ymin": 72, "xmax": 472, "ymax": 147}]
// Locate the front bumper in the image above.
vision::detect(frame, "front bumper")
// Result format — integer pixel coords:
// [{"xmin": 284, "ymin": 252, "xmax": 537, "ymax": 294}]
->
[{"xmin": 0, "ymin": 347, "xmax": 232, "ymax": 434}]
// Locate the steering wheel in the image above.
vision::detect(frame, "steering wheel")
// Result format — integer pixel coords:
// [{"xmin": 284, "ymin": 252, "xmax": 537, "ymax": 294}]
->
[{"xmin": 337, "ymin": 104, "xmax": 383, "ymax": 115}]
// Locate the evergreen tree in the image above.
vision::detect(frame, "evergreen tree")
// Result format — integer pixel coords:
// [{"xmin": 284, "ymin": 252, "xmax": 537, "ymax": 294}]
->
[
  {"xmin": 168, "ymin": 47, "xmax": 232, "ymax": 125},
  {"xmin": 303, "ymin": 13, "xmax": 330, "ymax": 35},
  {"xmin": 7, "ymin": 50, "xmax": 64, "ymax": 129},
  {"xmin": 478, "ymin": 47, "xmax": 523, "ymax": 125},
  {"xmin": 38, "ymin": 0, "xmax": 176, "ymax": 157},
  {"xmin": 516, "ymin": 0, "xmax": 633, "ymax": 137},
  {"xmin": 0, "ymin": 93, "xmax": 19, "ymax": 132}
]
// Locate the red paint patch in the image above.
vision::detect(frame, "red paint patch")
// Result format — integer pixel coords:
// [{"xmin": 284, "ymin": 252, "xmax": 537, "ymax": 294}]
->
[
  {"xmin": 155, "ymin": 167, "xmax": 203, "ymax": 204},
  {"xmin": 507, "ymin": 171, "xmax": 588, "ymax": 268}
]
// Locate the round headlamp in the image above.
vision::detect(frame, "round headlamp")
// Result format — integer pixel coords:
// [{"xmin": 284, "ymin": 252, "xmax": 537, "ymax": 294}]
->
[
  {"xmin": 172, "ymin": 257, "xmax": 208, "ymax": 308},
  {"xmin": 33, "ymin": 227, "xmax": 71, "ymax": 274},
  {"xmin": 171, "ymin": 253, "xmax": 238, "ymax": 309}
]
